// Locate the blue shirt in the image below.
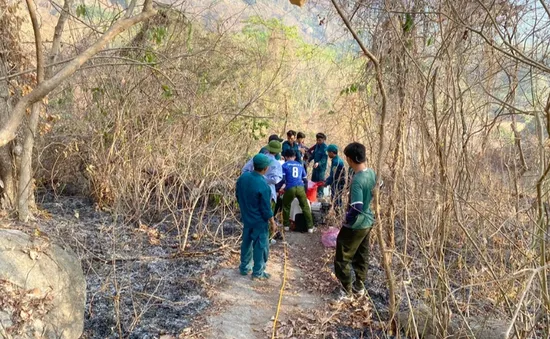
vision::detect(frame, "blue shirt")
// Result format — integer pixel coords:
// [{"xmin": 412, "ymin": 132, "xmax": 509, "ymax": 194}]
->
[
  {"xmin": 282, "ymin": 141, "xmax": 302, "ymax": 163},
  {"xmin": 325, "ymin": 155, "xmax": 345, "ymax": 186},
  {"xmin": 282, "ymin": 160, "xmax": 306, "ymax": 189},
  {"xmin": 242, "ymin": 153, "xmax": 283, "ymax": 201}
]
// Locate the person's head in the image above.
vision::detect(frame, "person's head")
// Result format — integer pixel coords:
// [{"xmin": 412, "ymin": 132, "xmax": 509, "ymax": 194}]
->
[
  {"xmin": 297, "ymin": 132, "xmax": 305, "ymax": 144},
  {"xmin": 265, "ymin": 140, "xmax": 282, "ymax": 155},
  {"xmin": 327, "ymin": 144, "xmax": 338, "ymax": 159},
  {"xmin": 343, "ymin": 142, "xmax": 367, "ymax": 167},
  {"xmin": 316, "ymin": 133, "xmax": 326, "ymax": 145},
  {"xmin": 286, "ymin": 130, "xmax": 297, "ymax": 143},
  {"xmin": 283, "ymin": 148, "xmax": 296, "ymax": 161},
  {"xmin": 268, "ymin": 134, "xmax": 284, "ymax": 143},
  {"xmin": 253, "ymin": 153, "xmax": 271, "ymax": 174}
]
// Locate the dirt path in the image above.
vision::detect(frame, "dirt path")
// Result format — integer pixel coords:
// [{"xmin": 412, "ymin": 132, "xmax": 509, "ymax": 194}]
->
[{"xmin": 206, "ymin": 232, "xmax": 327, "ymax": 339}]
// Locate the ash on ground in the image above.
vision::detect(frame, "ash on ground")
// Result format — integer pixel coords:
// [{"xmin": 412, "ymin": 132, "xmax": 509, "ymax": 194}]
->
[{"xmin": 35, "ymin": 193, "xmax": 236, "ymax": 338}]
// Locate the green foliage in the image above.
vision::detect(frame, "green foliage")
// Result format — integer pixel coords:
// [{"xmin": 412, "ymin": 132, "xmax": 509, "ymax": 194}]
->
[
  {"xmin": 241, "ymin": 16, "xmax": 300, "ymax": 49},
  {"xmin": 427, "ymin": 36, "xmax": 434, "ymax": 46},
  {"xmin": 151, "ymin": 26, "xmax": 168, "ymax": 45},
  {"xmin": 403, "ymin": 13, "xmax": 414, "ymax": 33},
  {"xmin": 340, "ymin": 83, "xmax": 367, "ymax": 96},
  {"xmin": 161, "ymin": 84, "xmax": 173, "ymax": 98},
  {"xmin": 76, "ymin": 4, "xmax": 87, "ymax": 18},
  {"xmin": 251, "ymin": 119, "xmax": 269, "ymax": 140},
  {"xmin": 143, "ymin": 51, "xmax": 157, "ymax": 64}
]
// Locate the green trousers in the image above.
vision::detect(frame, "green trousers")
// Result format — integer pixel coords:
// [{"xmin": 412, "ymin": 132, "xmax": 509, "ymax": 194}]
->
[
  {"xmin": 334, "ymin": 226, "xmax": 371, "ymax": 292},
  {"xmin": 239, "ymin": 225, "xmax": 269, "ymax": 277},
  {"xmin": 282, "ymin": 186, "xmax": 313, "ymax": 229}
]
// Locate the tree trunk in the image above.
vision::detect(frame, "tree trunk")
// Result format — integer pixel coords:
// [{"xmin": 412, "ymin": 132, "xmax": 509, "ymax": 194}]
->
[
  {"xmin": 0, "ymin": 39, "xmax": 15, "ymax": 209},
  {"xmin": 0, "ymin": 0, "xmax": 156, "ymax": 148},
  {"xmin": 18, "ymin": 0, "xmax": 44, "ymax": 221}
]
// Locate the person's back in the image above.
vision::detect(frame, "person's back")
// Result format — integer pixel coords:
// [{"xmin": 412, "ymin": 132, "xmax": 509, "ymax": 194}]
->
[
  {"xmin": 243, "ymin": 141, "xmax": 283, "ymax": 202},
  {"xmin": 236, "ymin": 171, "xmax": 273, "ymax": 227},
  {"xmin": 280, "ymin": 149, "xmax": 314, "ymax": 233},
  {"xmin": 282, "ymin": 160, "xmax": 306, "ymax": 189},
  {"xmin": 236, "ymin": 154, "xmax": 277, "ymax": 280}
]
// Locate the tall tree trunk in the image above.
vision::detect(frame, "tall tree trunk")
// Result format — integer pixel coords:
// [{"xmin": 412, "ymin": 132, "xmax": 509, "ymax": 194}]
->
[
  {"xmin": 46, "ymin": 0, "xmax": 73, "ymax": 79},
  {"xmin": 0, "ymin": 39, "xmax": 15, "ymax": 209},
  {"xmin": 0, "ymin": 0, "xmax": 156, "ymax": 147},
  {"xmin": 18, "ymin": 0, "xmax": 45, "ymax": 221},
  {"xmin": 330, "ymin": 0, "xmax": 397, "ymax": 324}
]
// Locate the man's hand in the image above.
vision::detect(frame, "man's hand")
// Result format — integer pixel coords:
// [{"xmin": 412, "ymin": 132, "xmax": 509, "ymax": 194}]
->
[
  {"xmin": 269, "ymin": 218, "xmax": 277, "ymax": 234},
  {"xmin": 314, "ymin": 162, "xmax": 319, "ymax": 169}
]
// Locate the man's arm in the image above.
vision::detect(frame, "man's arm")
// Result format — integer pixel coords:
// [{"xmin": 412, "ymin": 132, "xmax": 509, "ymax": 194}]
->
[
  {"xmin": 344, "ymin": 179, "xmax": 363, "ymax": 226},
  {"xmin": 334, "ymin": 162, "xmax": 345, "ymax": 183},
  {"xmin": 317, "ymin": 145, "xmax": 328, "ymax": 168},
  {"xmin": 325, "ymin": 164, "xmax": 334, "ymax": 186},
  {"xmin": 242, "ymin": 158, "xmax": 254, "ymax": 174},
  {"xmin": 265, "ymin": 162, "xmax": 283, "ymax": 185},
  {"xmin": 345, "ymin": 202, "xmax": 363, "ymax": 225},
  {"xmin": 307, "ymin": 145, "xmax": 316, "ymax": 163},
  {"xmin": 259, "ymin": 188, "xmax": 274, "ymax": 222}
]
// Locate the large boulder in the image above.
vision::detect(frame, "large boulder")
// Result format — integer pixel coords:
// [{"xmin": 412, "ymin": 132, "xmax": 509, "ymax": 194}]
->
[{"xmin": 0, "ymin": 229, "xmax": 86, "ymax": 338}]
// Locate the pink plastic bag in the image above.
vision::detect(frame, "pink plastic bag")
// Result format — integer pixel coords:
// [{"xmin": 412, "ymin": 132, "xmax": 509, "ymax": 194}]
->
[{"xmin": 321, "ymin": 227, "xmax": 340, "ymax": 248}]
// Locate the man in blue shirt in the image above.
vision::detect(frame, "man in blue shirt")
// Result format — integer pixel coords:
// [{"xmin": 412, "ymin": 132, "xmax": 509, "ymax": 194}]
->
[
  {"xmin": 308, "ymin": 133, "xmax": 328, "ymax": 197},
  {"xmin": 281, "ymin": 149, "xmax": 314, "ymax": 233},
  {"xmin": 242, "ymin": 140, "xmax": 283, "ymax": 203},
  {"xmin": 236, "ymin": 154, "xmax": 278, "ymax": 280},
  {"xmin": 324, "ymin": 144, "xmax": 346, "ymax": 212},
  {"xmin": 282, "ymin": 130, "xmax": 302, "ymax": 164}
]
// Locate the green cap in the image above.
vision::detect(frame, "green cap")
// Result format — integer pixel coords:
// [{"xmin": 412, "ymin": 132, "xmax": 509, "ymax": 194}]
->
[
  {"xmin": 265, "ymin": 140, "xmax": 282, "ymax": 154},
  {"xmin": 327, "ymin": 144, "xmax": 338, "ymax": 153},
  {"xmin": 253, "ymin": 153, "xmax": 271, "ymax": 170}
]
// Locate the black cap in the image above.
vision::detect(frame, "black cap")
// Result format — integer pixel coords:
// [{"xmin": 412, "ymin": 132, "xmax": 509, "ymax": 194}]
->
[{"xmin": 268, "ymin": 134, "xmax": 284, "ymax": 142}]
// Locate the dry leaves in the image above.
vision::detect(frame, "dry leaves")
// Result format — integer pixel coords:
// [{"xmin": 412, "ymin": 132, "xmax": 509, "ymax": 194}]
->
[
  {"xmin": 0, "ymin": 280, "xmax": 54, "ymax": 336},
  {"xmin": 137, "ymin": 223, "xmax": 162, "ymax": 245}
]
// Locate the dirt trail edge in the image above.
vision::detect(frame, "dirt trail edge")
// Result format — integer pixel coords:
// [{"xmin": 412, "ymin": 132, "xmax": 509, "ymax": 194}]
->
[{"xmin": 206, "ymin": 232, "xmax": 324, "ymax": 339}]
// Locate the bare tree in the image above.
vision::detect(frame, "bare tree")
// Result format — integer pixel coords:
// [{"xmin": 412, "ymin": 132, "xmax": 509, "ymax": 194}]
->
[{"xmin": 0, "ymin": 0, "xmax": 156, "ymax": 220}]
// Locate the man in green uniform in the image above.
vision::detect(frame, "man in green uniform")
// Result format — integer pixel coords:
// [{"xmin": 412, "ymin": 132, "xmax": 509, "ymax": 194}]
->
[
  {"xmin": 282, "ymin": 130, "xmax": 302, "ymax": 164},
  {"xmin": 260, "ymin": 134, "xmax": 283, "ymax": 161},
  {"xmin": 236, "ymin": 154, "xmax": 278, "ymax": 280},
  {"xmin": 324, "ymin": 144, "xmax": 346, "ymax": 213},
  {"xmin": 308, "ymin": 133, "xmax": 328, "ymax": 197},
  {"xmin": 334, "ymin": 142, "xmax": 376, "ymax": 300}
]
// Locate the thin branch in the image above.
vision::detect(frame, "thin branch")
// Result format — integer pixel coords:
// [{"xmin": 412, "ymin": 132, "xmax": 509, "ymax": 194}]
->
[
  {"xmin": 540, "ymin": 0, "xmax": 550, "ymax": 21},
  {"xmin": 47, "ymin": 0, "xmax": 73, "ymax": 79},
  {"xmin": 0, "ymin": 0, "xmax": 156, "ymax": 147}
]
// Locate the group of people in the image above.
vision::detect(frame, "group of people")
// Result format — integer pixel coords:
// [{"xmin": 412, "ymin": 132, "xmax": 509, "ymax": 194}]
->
[{"xmin": 236, "ymin": 131, "xmax": 376, "ymax": 301}]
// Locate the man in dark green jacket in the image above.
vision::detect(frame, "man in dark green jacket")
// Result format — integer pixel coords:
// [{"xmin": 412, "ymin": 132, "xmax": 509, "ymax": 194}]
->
[
  {"xmin": 308, "ymin": 133, "xmax": 328, "ymax": 197},
  {"xmin": 334, "ymin": 142, "xmax": 376, "ymax": 301},
  {"xmin": 282, "ymin": 130, "xmax": 302, "ymax": 163},
  {"xmin": 236, "ymin": 154, "xmax": 277, "ymax": 280},
  {"xmin": 324, "ymin": 144, "xmax": 346, "ymax": 212}
]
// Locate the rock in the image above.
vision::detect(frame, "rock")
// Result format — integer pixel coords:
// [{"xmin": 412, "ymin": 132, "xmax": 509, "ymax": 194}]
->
[
  {"xmin": 398, "ymin": 304, "xmax": 510, "ymax": 339},
  {"xmin": 398, "ymin": 304, "xmax": 438, "ymax": 338},
  {"xmin": 0, "ymin": 229, "xmax": 86, "ymax": 339},
  {"xmin": 453, "ymin": 317, "xmax": 509, "ymax": 339}
]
